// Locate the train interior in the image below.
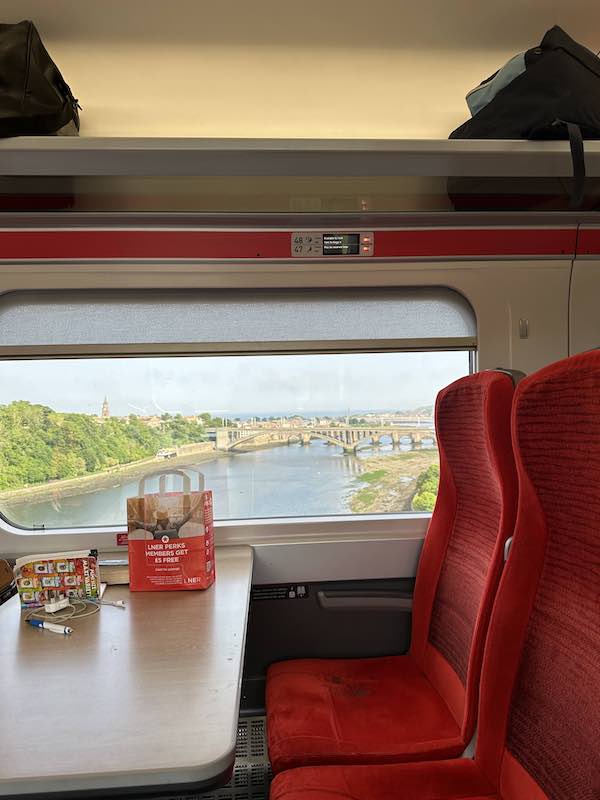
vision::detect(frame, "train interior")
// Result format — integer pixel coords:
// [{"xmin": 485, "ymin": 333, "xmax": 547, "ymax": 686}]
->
[{"xmin": 0, "ymin": 3, "xmax": 598, "ymax": 800}]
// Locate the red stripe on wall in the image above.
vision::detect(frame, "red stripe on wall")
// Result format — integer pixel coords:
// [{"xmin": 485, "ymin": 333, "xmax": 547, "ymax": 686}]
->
[
  {"xmin": 577, "ymin": 228, "xmax": 600, "ymax": 255},
  {"xmin": 375, "ymin": 228, "xmax": 576, "ymax": 258},
  {"xmin": 0, "ymin": 231, "xmax": 292, "ymax": 261},
  {"xmin": 0, "ymin": 228, "xmax": 577, "ymax": 262}
]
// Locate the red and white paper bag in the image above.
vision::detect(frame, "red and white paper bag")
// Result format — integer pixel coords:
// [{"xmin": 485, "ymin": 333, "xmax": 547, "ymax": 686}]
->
[{"xmin": 127, "ymin": 469, "xmax": 215, "ymax": 592}]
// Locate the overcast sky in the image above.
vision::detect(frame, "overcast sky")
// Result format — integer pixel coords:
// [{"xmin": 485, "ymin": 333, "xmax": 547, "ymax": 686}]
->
[{"xmin": 0, "ymin": 351, "xmax": 469, "ymax": 417}]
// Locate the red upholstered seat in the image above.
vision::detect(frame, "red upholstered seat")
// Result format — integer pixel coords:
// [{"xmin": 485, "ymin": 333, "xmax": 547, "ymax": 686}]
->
[
  {"xmin": 267, "ymin": 655, "xmax": 463, "ymax": 768},
  {"xmin": 267, "ymin": 371, "xmax": 518, "ymax": 773},
  {"xmin": 271, "ymin": 350, "xmax": 600, "ymax": 800},
  {"xmin": 271, "ymin": 760, "xmax": 498, "ymax": 800}
]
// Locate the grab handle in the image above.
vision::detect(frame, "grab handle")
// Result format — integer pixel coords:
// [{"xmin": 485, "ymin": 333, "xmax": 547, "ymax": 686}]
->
[{"xmin": 317, "ymin": 590, "xmax": 413, "ymax": 612}]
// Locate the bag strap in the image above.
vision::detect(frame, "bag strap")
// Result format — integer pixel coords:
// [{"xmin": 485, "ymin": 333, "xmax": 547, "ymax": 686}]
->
[
  {"xmin": 158, "ymin": 471, "xmax": 191, "ymax": 495},
  {"xmin": 137, "ymin": 468, "xmax": 204, "ymax": 496},
  {"xmin": 567, "ymin": 122, "xmax": 586, "ymax": 209}
]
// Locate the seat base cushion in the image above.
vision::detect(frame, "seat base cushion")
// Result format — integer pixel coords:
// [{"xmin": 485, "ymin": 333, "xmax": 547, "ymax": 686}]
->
[
  {"xmin": 267, "ymin": 655, "xmax": 464, "ymax": 774},
  {"xmin": 270, "ymin": 759, "xmax": 498, "ymax": 800}
]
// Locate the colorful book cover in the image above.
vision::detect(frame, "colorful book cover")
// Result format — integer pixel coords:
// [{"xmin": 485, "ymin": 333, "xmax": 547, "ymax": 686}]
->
[{"xmin": 13, "ymin": 550, "xmax": 100, "ymax": 608}]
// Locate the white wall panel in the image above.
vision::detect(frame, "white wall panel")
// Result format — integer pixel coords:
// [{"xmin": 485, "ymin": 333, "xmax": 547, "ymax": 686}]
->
[
  {"xmin": 570, "ymin": 260, "xmax": 600, "ymax": 355},
  {"xmin": 251, "ymin": 537, "xmax": 425, "ymax": 584},
  {"xmin": 0, "ymin": 257, "xmax": 571, "ymax": 374}
]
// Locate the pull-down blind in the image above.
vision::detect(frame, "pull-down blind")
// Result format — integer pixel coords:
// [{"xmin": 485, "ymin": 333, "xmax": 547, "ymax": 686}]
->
[{"xmin": 0, "ymin": 288, "xmax": 476, "ymax": 356}]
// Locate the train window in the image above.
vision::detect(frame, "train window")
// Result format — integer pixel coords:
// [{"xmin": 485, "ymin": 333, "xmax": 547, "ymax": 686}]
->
[{"xmin": 0, "ymin": 289, "xmax": 475, "ymax": 532}]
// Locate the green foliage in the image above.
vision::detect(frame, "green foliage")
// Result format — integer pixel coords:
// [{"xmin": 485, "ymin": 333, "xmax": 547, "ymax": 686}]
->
[
  {"xmin": 0, "ymin": 402, "xmax": 208, "ymax": 490},
  {"xmin": 411, "ymin": 463, "xmax": 440, "ymax": 512},
  {"xmin": 412, "ymin": 491, "xmax": 437, "ymax": 512},
  {"xmin": 197, "ymin": 412, "xmax": 224, "ymax": 427},
  {"xmin": 161, "ymin": 414, "xmax": 205, "ymax": 445},
  {"xmin": 415, "ymin": 463, "xmax": 439, "ymax": 490}
]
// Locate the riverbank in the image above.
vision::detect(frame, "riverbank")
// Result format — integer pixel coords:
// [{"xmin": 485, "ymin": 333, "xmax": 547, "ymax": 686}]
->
[
  {"xmin": 350, "ymin": 449, "xmax": 439, "ymax": 513},
  {"xmin": 0, "ymin": 440, "xmax": 440, "ymax": 519},
  {"xmin": 0, "ymin": 443, "xmax": 222, "ymax": 508}
]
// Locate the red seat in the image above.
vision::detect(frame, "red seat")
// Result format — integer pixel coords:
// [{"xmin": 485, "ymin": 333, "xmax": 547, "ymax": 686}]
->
[
  {"xmin": 271, "ymin": 350, "xmax": 600, "ymax": 800},
  {"xmin": 267, "ymin": 371, "xmax": 518, "ymax": 773},
  {"xmin": 271, "ymin": 760, "xmax": 498, "ymax": 800}
]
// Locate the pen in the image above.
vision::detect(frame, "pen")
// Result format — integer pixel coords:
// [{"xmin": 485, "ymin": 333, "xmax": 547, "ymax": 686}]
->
[{"xmin": 27, "ymin": 619, "xmax": 73, "ymax": 636}]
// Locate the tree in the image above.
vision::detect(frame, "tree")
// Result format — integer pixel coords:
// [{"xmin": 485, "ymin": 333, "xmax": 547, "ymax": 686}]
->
[
  {"xmin": 0, "ymin": 400, "xmax": 205, "ymax": 491},
  {"xmin": 412, "ymin": 491, "xmax": 437, "ymax": 512},
  {"xmin": 411, "ymin": 463, "xmax": 440, "ymax": 513},
  {"xmin": 161, "ymin": 415, "xmax": 206, "ymax": 445},
  {"xmin": 50, "ymin": 451, "xmax": 87, "ymax": 480}
]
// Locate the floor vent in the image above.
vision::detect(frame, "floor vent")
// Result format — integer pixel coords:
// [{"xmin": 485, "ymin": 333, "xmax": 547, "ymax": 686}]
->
[{"xmin": 159, "ymin": 717, "xmax": 272, "ymax": 800}]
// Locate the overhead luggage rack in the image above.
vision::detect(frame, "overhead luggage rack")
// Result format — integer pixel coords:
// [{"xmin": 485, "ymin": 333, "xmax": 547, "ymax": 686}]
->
[
  {"xmin": 1, "ymin": 137, "xmax": 600, "ymax": 177},
  {"xmin": 1, "ymin": 138, "xmax": 599, "ymax": 216}
]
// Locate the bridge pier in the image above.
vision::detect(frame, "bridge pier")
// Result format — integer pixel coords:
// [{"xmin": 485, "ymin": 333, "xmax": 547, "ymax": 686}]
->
[{"xmin": 215, "ymin": 429, "xmax": 232, "ymax": 451}]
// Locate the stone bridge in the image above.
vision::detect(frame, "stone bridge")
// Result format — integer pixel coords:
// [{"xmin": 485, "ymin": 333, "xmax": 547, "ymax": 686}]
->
[{"xmin": 215, "ymin": 426, "xmax": 436, "ymax": 454}]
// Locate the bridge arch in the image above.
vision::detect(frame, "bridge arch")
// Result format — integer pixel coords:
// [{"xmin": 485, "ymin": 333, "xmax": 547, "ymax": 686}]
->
[
  {"xmin": 307, "ymin": 432, "xmax": 352, "ymax": 450},
  {"xmin": 216, "ymin": 425, "xmax": 436, "ymax": 453},
  {"xmin": 224, "ymin": 430, "xmax": 286, "ymax": 451},
  {"xmin": 353, "ymin": 432, "xmax": 393, "ymax": 450}
]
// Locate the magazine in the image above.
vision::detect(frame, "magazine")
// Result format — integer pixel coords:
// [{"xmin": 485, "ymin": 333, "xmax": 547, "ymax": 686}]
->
[{"xmin": 13, "ymin": 550, "xmax": 100, "ymax": 608}]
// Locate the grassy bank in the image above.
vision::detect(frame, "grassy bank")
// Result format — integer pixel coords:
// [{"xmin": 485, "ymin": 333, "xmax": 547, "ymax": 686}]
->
[
  {"xmin": 0, "ymin": 443, "xmax": 221, "ymax": 508},
  {"xmin": 350, "ymin": 449, "xmax": 439, "ymax": 513}
]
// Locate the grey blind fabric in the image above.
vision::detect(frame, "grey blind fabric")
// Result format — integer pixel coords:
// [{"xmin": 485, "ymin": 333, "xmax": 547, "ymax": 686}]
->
[{"xmin": 0, "ymin": 288, "xmax": 476, "ymax": 353}]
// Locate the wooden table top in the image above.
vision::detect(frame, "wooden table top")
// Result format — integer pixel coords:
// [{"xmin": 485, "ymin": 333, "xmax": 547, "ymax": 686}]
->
[{"xmin": 0, "ymin": 545, "xmax": 253, "ymax": 798}]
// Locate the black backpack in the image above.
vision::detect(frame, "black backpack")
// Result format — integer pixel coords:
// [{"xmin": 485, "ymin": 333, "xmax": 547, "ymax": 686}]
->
[
  {"xmin": 0, "ymin": 20, "xmax": 80, "ymax": 137},
  {"xmin": 450, "ymin": 26, "xmax": 600, "ymax": 208}
]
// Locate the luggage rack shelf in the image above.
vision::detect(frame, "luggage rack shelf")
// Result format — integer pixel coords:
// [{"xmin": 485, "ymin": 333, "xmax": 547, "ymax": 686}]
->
[{"xmin": 1, "ymin": 137, "xmax": 600, "ymax": 177}]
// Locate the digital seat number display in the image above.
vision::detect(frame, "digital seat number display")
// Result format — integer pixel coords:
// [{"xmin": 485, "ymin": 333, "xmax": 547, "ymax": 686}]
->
[
  {"xmin": 291, "ymin": 232, "xmax": 374, "ymax": 257},
  {"xmin": 322, "ymin": 233, "xmax": 360, "ymax": 255}
]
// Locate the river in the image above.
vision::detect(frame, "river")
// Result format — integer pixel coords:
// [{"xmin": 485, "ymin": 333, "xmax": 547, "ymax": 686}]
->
[{"xmin": 5, "ymin": 438, "xmax": 434, "ymax": 530}]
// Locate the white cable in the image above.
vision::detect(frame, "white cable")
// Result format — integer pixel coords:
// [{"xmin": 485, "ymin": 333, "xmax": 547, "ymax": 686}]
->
[
  {"xmin": 87, "ymin": 598, "xmax": 126, "ymax": 609},
  {"xmin": 25, "ymin": 598, "xmax": 100, "ymax": 624}
]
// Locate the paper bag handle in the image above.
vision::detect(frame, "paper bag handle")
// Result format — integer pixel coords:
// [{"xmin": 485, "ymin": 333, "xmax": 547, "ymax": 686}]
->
[{"xmin": 137, "ymin": 469, "xmax": 205, "ymax": 497}]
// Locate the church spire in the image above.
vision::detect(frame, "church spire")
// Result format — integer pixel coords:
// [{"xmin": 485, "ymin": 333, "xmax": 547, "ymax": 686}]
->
[{"xmin": 101, "ymin": 396, "xmax": 110, "ymax": 418}]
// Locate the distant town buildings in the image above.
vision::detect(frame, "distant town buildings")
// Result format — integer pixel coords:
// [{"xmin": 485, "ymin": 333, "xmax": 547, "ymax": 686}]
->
[
  {"xmin": 137, "ymin": 416, "xmax": 163, "ymax": 429},
  {"xmin": 93, "ymin": 400, "xmax": 433, "ymax": 429},
  {"xmin": 96, "ymin": 398, "xmax": 199, "ymax": 429}
]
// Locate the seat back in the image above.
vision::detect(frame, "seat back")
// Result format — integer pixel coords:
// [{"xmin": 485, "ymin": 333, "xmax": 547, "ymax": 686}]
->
[
  {"xmin": 476, "ymin": 350, "xmax": 600, "ymax": 800},
  {"xmin": 410, "ymin": 370, "xmax": 518, "ymax": 742}
]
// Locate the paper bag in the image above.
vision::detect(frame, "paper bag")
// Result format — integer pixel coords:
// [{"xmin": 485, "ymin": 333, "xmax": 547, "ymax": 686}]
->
[{"xmin": 127, "ymin": 469, "xmax": 214, "ymax": 592}]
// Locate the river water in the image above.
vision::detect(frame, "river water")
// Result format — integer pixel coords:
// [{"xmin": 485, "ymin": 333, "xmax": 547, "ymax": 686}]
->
[{"xmin": 6, "ymin": 438, "xmax": 434, "ymax": 530}]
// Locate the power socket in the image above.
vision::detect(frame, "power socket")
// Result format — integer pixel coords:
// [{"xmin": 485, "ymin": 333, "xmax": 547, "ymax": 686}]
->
[{"xmin": 44, "ymin": 597, "xmax": 70, "ymax": 613}]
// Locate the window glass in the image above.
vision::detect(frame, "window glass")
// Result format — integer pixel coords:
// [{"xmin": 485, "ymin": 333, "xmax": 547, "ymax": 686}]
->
[{"xmin": 0, "ymin": 351, "xmax": 469, "ymax": 529}]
